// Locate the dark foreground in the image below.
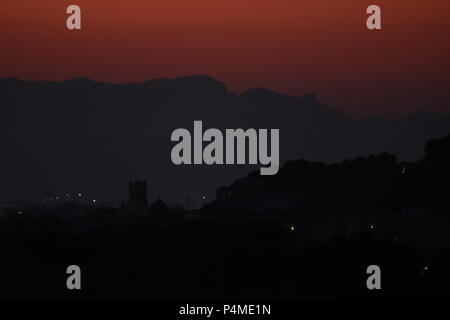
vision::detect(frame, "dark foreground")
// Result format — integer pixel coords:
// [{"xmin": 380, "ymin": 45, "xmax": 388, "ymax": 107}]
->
[{"xmin": 1, "ymin": 220, "xmax": 450, "ymax": 300}]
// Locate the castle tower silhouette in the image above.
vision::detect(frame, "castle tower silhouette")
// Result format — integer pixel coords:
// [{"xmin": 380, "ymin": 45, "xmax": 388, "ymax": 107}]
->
[{"xmin": 128, "ymin": 180, "xmax": 148, "ymax": 208}]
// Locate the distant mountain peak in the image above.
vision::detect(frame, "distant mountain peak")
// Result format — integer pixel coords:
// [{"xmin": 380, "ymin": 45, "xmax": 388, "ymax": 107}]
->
[
  {"xmin": 62, "ymin": 77, "xmax": 94, "ymax": 84},
  {"xmin": 240, "ymin": 88, "xmax": 297, "ymax": 105},
  {"xmin": 174, "ymin": 74, "xmax": 220, "ymax": 83},
  {"xmin": 168, "ymin": 75, "xmax": 228, "ymax": 93},
  {"xmin": 297, "ymin": 94, "xmax": 319, "ymax": 104},
  {"xmin": 241, "ymin": 88, "xmax": 290, "ymax": 98}
]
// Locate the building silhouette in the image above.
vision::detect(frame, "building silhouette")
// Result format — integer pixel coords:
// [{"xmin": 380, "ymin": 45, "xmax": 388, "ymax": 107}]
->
[
  {"xmin": 150, "ymin": 198, "xmax": 169, "ymax": 215},
  {"xmin": 128, "ymin": 180, "xmax": 148, "ymax": 208}
]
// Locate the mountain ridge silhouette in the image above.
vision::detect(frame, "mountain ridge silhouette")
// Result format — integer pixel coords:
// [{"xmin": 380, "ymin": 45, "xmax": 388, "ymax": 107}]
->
[{"xmin": 1, "ymin": 75, "xmax": 449, "ymax": 203}]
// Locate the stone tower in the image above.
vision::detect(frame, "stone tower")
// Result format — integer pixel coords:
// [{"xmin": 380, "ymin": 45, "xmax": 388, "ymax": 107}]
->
[{"xmin": 128, "ymin": 180, "xmax": 148, "ymax": 208}]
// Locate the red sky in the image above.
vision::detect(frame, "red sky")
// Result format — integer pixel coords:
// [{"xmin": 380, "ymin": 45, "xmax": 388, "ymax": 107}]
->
[{"xmin": 1, "ymin": 0, "xmax": 449, "ymax": 117}]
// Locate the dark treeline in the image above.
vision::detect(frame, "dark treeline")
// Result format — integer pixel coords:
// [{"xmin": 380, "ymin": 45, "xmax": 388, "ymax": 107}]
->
[{"xmin": 214, "ymin": 133, "xmax": 450, "ymax": 213}]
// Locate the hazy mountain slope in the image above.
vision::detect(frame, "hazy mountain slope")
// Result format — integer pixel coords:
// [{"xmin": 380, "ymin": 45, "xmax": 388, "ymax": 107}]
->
[{"xmin": 1, "ymin": 76, "xmax": 449, "ymax": 203}]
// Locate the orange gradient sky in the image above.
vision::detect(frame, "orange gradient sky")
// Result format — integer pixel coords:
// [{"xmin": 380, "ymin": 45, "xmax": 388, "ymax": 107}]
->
[{"xmin": 1, "ymin": 0, "xmax": 449, "ymax": 117}]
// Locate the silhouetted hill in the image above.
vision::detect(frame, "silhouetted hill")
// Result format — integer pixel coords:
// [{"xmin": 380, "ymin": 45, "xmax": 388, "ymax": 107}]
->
[
  {"xmin": 0, "ymin": 76, "xmax": 449, "ymax": 203},
  {"xmin": 215, "ymin": 134, "xmax": 450, "ymax": 213}
]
